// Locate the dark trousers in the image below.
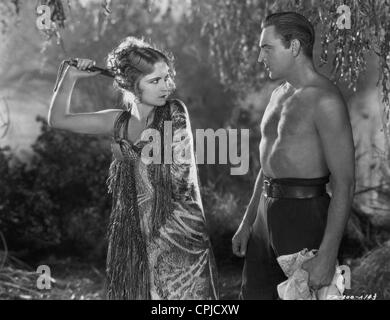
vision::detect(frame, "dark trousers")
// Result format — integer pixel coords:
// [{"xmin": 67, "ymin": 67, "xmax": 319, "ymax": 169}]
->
[{"xmin": 239, "ymin": 176, "xmax": 331, "ymax": 300}]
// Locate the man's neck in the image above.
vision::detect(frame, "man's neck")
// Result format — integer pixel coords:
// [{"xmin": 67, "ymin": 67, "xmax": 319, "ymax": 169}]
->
[{"xmin": 283, "ymin": 59, "xmax": 317, "ymax": 89}]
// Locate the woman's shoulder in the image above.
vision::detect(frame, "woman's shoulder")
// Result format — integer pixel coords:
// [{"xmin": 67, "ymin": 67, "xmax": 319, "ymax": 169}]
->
[{"xmin": 168, "ymin": 98, "xmax": 188, "ymax": 116}]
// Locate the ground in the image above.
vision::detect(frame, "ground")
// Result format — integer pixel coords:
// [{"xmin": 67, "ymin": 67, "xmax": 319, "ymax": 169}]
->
[{"xmin": 0, "ymin": 256, "xmax": 243, "ymax": 300}]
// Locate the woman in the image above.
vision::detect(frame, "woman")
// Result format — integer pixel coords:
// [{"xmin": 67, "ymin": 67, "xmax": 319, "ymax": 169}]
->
[{"xmin": 48, "ymin": 37, "xmax": 218, "ymax": 300}]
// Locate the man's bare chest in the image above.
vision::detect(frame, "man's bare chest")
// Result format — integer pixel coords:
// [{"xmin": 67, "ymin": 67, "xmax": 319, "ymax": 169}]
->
[{"xmin": 261, "ymin": 90, "xmax": 315, "ymax": 139}]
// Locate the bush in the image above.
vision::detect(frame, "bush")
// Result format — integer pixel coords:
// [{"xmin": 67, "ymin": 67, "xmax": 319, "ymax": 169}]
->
[
  {"xmin": 0, "ymin": 117, "xmax": 112, "ymax": 261},
  {"xmin": 350, "ymin": 241, "xmax": 390, "ymax": 299},
  {"xmin": 202, "ymin": 181, "xmax": 245, "ymax": 260},
  {"xmin": 0, "ymin": 116, "xmax": 251, "ymax": 265}
]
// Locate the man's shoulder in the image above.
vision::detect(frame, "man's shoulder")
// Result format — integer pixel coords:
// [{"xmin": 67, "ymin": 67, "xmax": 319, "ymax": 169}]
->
[
  {"xmin": 300, "ymin": 78, "xmax": 344, "ymax": 108},
  {"xmin": 301, "ymin": 83, "xmax": 349, "ymax": 130}
]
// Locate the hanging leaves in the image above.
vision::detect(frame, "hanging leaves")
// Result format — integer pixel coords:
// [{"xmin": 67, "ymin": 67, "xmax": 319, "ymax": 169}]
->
[
  {"xmin": 4, "ymin": 0, "xmax": 389, "ymax": 103},
  {"xmin": 0, "ymin": 0, "xmax": 20, "ymax": 35},
  {"xmin": 101, "ymin": 0, "xmax": 112, "ymax": 16},
  {"xmin": 35, "ymin": 0, "xmax": 68, "ymax": 42},
  {"xmin": 3, "ymin": 0, "xmax": 390, "ymax": 146},
  {"xmin": 190, "ymin": 0, "xmax": 390, "ymax": 145},
  {"xmin": 0, "ymin": 98, "xmax": 10, "ymax": 140},
  {"xmin": 190, "ymin": 0, "xmax": 269, "ymax": 93}
]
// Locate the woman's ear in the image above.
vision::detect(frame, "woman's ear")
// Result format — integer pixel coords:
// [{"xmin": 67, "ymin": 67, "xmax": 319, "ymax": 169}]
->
[{"xmin": 291, "ymin": 39, "xmax": 301, "ymax": 57}]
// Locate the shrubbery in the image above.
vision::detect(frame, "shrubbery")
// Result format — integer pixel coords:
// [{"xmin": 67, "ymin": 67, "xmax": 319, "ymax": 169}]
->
[
  {"xmin": 2, "ymin": 116, "xmax": 390, "ymax": 300},
  {"xmin": 0, "ymin": 117, "xmax": 112, "ymax": 262},
  {"xmin": 0, "ymin": 116, "xmax": 248, "ymax": 264},
  {"xmin": 350, "ymin": 241, "xmax": 390, "ymax": 299}
]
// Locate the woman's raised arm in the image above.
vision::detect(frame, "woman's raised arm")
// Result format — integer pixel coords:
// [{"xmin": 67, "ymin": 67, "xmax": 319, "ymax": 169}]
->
[{"xmin": 48, "ymin": 59, "xmax": 122, "ymax": 136}]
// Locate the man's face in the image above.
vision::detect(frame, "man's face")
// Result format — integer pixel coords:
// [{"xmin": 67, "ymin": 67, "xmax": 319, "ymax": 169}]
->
[{"xmin": 258, "ymin": 26, "xmax": 293, "ymax": 80}]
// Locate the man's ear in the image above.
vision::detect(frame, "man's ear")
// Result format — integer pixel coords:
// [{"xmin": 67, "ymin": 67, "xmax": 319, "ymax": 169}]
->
[{"xmin": 290, "ymin": 39, "xmax": 301, "ymax": 57}]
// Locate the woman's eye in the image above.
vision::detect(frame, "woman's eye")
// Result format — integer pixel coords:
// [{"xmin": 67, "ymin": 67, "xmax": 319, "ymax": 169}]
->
[{"xmin": 151, "ymin": 79, "xmax": 159, "ymax": 84}]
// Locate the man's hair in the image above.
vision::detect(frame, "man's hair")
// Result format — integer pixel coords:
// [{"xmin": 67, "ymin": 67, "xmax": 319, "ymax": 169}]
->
[{"xmin": 262, "ymin": 12, "xmax": 315, "ymax": 58}]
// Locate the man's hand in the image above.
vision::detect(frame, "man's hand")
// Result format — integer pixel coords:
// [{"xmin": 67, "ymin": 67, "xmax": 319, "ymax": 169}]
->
[
  {"xmin": 301, "ymin": 253, "xmax": 336, "ymax": 291},
  {"xmin": 232, "ymin": 222, "xmax": 251, "ymax": 257}
]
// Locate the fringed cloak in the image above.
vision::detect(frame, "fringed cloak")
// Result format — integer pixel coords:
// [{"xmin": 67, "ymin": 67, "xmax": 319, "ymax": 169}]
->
[{"xmin": 105, "ymin": 100, "xmax": 218, "ymax": 300}]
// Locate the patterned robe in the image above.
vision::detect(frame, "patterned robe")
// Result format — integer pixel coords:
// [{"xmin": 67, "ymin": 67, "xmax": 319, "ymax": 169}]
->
[{"xmin": 106, "ymin": 99, "xmax": 218, "ymax": 300}]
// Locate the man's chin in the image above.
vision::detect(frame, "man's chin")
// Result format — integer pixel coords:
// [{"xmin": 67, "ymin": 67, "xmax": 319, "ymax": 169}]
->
[{"xmin": 268, "ymin": 72, "xmax": 280, "ymax": 81}]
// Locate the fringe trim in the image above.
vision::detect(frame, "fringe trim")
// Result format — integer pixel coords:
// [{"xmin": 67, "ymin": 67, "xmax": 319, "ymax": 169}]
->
[
  {"xmin": 106, "ymin": 157, "xmax": 150, "ymax": 299},
  {"xmin": 104, "ymin": 103, "xmax": 173, "ymax": 300},
  {"xmin": 150, "ymin": 162, "xmax": 172, "ymax": 238},
  {"xmin": 149, "ymin": 104, "xmax": 173, "ymax": 238}
]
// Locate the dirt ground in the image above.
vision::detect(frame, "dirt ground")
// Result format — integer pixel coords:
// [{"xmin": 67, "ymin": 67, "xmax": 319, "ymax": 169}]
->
[{"xmin": 1, "ymin": 255, "xmax": 244, "ymax": 300}]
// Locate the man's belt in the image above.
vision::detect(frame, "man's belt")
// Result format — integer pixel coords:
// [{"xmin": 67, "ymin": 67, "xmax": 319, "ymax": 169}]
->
[{"xmin": 263, "ymin": 180, "xmax": 326, "ymax": 199}]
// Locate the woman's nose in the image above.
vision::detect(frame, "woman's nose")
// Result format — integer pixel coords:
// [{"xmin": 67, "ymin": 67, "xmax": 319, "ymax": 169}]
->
[
  {"xmin": 159, "ymin": 81, "xmax": 168, "ymax": 91},
  {"xmin": 164, "ymin": 79, "xmax": 174, "ymax": 91}
]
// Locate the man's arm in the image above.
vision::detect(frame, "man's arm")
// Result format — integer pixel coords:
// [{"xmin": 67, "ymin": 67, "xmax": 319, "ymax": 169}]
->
[
  {"xmin": 303, "ymin": 89, "xmax": 355, "ymax": 288},
  {"xmin": 241, "ymin": 168, "xmax": 264, "ymax": 227},
  {"xmin": 232, "ymin": 168, "xmax": 264, "ymax": 257},
  {"xmin": 315, "ymin": 91, "xmax": 355, "ymax": 260}
]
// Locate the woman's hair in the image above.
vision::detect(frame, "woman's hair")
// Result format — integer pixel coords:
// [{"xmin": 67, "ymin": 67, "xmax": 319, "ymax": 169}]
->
[
  {"xmin": 106, "ymin": 36, "xmax": 176, "ymax": 105},
  {"xmin": 262, "ymin": 12, "xmax": 315, "ymax": 58}
]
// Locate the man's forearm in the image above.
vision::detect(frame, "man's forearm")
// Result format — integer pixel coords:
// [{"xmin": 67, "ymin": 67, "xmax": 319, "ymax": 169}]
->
[
  {"xmin": 318, "ymin": 181, "xmax": 355, "ymax": 260},
  {"xmin": 242, "ymin": 169, "xmax": 264, "ymax": 227}
]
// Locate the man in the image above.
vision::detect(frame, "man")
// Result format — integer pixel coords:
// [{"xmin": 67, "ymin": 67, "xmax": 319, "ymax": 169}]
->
[{"xmin": 232, "ymin": 12, "xmax": 355, "ymax": 299}]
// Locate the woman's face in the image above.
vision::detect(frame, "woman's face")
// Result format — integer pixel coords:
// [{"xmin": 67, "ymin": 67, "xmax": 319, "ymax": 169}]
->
[{"xmin": 138, "ymin": 61, "xmax": 174, "ymax": 107}]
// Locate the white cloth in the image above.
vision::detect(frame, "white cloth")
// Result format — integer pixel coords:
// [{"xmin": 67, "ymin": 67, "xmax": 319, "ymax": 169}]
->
[{"xmin": 277, "ymin": 248, "xmax": 346, "ymax": 300}]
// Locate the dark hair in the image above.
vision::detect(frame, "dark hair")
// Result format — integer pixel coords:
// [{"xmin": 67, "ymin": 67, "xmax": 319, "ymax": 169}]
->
[
  {"xmin": 106, "ymin": 37, "xmax": 176, "ymax": 102},
  {"xmin": 262, "ymin": 12, "xmax": 315, "ymax": 58}
]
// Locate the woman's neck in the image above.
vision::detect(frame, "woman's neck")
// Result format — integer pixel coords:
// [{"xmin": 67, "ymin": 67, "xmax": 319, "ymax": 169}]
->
[{"xmin": 132, "ymin": 102, "xmax": 154, "ymax": 121}]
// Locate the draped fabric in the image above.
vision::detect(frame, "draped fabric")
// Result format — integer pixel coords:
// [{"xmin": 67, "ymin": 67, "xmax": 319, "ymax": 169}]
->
[{"xmin": 106, "ymin": 99, "xmax": 218, "ymax": 300}]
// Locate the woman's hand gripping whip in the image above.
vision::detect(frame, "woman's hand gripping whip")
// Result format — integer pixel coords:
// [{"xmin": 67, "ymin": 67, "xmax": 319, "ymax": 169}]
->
[{"xmin": 53, "ymin": 58, "xmax": 115, "ymax": 92}]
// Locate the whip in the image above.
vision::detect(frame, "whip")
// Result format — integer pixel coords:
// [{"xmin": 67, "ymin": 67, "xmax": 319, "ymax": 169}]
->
[{"xmin": 53, "ymin": 58, "xmax": 115, "ymax": 92}]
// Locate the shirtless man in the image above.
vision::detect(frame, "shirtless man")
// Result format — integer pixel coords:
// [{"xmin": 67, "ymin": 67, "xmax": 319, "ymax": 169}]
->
[{"xmin": 232, "ymin": 12, "xmax": 355, "ymax": 299}]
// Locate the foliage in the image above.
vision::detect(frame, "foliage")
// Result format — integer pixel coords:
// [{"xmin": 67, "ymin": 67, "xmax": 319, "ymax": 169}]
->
[
  {"xmin": 2, "ymin": 0, "xmax": 390, "ymax": 137},
  {"xmin": 0, "ymin": 0, "xmax": 252, "ymax": 262},
  {"xmin": 0, "ymin": 0, "xmax": 20, "ymax": 35},
  {"xmin": 201, "ymin": 181, "xmax": 244, "ymax": 261},
  {"xmin": 7, "ymin": 0, "xmax": 386, "ymax": 172},
  {"xmin": 0, "ymin": 115, "xmax": 249, "ymax": 262},
  {"xmin": 190, "ymin": 0, "xmax": 390, "ymax": 146},
  {"xmin": 0, "ymin": 117, "xmax": 112, "ymax": 260},
  {"xmin": 0, "ymin": 249, "xmax": 105, "ymax": 300},
  {"xmin": 1, "ymin": 1, "xmax": 389, "ymax": 291},
  {"xmin": 351, "ymin": 241, "xmax": 390, "ymax": 299}
]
